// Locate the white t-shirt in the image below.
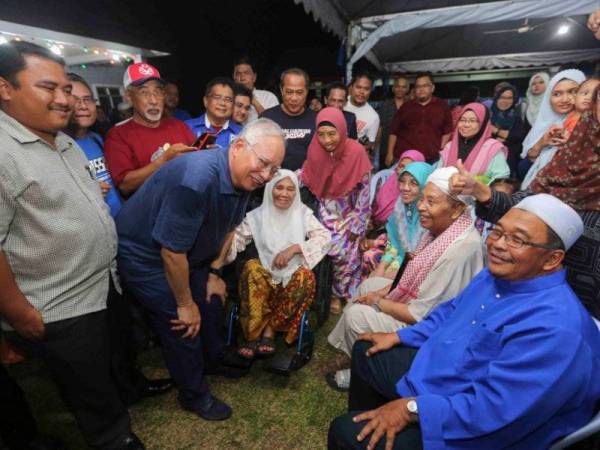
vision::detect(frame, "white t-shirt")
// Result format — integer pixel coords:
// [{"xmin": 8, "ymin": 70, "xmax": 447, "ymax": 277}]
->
[
  {"xmin": 248, "ymin": 88, "xmax": 279, "ymax": 122},
  {"xmin": 344, "ymin": 100, "xmax": 380, "ymax": 143}
]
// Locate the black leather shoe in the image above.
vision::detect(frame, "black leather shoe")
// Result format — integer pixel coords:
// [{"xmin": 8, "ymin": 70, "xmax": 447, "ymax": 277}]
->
[
  {"xmin": 118, "ymin": 433, "xmax": 145, "ymax": 450},
  {"xmin": 143, "ymin": 377, "xmax": 174, "ymax": 398},
  {"xmin": 181, "ymin": 393, "xmax": 232, "ymax": 421}
]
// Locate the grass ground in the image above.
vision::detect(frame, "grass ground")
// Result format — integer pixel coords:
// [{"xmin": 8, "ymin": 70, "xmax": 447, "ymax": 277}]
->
[{"xmin": 8, "ymin": 316, "xmax": 349, "ymax": 450}]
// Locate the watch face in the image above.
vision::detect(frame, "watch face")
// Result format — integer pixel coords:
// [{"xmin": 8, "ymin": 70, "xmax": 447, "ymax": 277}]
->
[{"xmin": 407, "ymin": 400, "xmax": 418, "ymax": 414}]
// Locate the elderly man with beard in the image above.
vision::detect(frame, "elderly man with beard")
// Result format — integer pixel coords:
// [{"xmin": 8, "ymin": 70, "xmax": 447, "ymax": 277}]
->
[{"xmin": 104, "ymin": 63, "xmax": 195, "ymax": 197}]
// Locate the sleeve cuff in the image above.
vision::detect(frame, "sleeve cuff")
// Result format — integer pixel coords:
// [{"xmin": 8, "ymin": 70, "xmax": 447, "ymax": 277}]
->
[
  {"xmin": 415, "ymin": 394, "xmax": 450, "ymax": 449},
  {"xmin": 397, "ymin": 327, "xmax": 419, "ymax": 346}
]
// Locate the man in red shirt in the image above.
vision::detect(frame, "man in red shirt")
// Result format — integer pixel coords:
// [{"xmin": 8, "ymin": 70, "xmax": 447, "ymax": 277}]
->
[
  {"xmin": 104, "ymin": 63, "xmax": 195, "ymax": 197},
  {"xmin": 385, "ymin": 72, "xmax": 452, "ymax": 166}
]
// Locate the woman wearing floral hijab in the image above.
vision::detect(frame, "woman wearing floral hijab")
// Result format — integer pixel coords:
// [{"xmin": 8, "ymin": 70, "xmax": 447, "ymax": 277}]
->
[{"xmin": 300, "ymin": 107, "xmax": 372, "ymax": 314}]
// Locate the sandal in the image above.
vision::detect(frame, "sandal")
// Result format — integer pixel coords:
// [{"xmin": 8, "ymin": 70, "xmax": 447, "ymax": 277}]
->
[
  {"xmin": 237, "ymin": 340, "xmax": 259, "ymax": 360},
  {"xmin": 256, "ymin": 337, "xmax": 276, "ymax": 357}
]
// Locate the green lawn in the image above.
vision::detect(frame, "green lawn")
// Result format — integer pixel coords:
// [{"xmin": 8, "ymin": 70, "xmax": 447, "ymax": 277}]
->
[{"xmin": 9, "ymin": 316, "xmax": 349, "ymax": 450}]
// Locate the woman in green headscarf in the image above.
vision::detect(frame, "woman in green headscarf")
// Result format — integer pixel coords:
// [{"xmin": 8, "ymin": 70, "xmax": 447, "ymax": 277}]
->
[{"xmin": 362, "ymin": 162, "xmax": 433, "ymax": 279}]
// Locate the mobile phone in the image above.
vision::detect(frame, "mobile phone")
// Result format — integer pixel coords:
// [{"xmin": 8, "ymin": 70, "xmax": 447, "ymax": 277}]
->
[{"xmin": 193, "ymin": 132, "xmax": 217, "ymax": 149}]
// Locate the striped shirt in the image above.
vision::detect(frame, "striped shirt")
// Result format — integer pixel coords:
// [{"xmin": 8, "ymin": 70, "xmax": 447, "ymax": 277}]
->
[{"xmin": 0, "ymin": 110, "xmax": 117, "ymax": 327}]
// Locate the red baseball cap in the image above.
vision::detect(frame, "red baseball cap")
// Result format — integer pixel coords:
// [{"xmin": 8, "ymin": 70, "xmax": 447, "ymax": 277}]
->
[{"xmin": 123, "ymin": 62, "xmax": 165, "ymax": 89}]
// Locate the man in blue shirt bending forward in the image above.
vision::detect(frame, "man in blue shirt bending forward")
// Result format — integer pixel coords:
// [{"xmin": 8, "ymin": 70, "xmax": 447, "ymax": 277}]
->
[{"xmin": 329, "ymin": 193, "xmax": 600, "ymax": 450}]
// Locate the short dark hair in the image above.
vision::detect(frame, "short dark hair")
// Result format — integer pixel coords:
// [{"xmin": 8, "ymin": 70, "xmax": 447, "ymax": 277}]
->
[
  {"xmin": 325, "ymin": 81, "xmax": 347, "ymax": 98},
  {"xmin": 233, "ymin": 56, "xmax": 256, "ymax": 73},
  {"xmin": 415, "ymin": 72, "xmax": 434, "ymax": 84},
  {"xmin": 204, "ymin": 77, "xmax": 235, "ymax": 97},
  {"xmin": 351, "ymin": 71, "xmax": 373, "ymax": 86},
  {"xmin": 0, "ymin": 40, "xmax": 65, "ymax": 88},
  {"xmin": 233, "ymin": 83, "xmax": 252, "ymax": 101},
  {"xmin": 67, "ymin": 72, "xmax": 93, "ymax": 94},
  {"xmin": 545, "ymin": 226, "xmax": 565, "ymax": 251},
  {"xmin": 280, "ymin": 67, "xmax": 309, "ymax": 89}
]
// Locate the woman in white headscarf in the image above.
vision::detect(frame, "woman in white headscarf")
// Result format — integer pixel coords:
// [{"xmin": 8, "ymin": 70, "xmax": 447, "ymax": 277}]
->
[
  {"xmin": 521, "ymin": 72, "xmax": 550, "ymax": 128},
  {"xmin": 225, "ymin": 169, "xmax": 331, "ymax": 359},
  {"xmin": 520, "ymin": 69, "xmax": 586, "ymax": 189}
]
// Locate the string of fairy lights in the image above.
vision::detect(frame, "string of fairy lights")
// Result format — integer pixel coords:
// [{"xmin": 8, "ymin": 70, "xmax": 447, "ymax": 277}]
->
[{"xmin": 0, "ymin": 31, "xmax": 138, "ymax": 69}]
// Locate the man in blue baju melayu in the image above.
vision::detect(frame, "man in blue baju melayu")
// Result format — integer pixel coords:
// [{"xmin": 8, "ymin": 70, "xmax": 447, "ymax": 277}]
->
[{"xmin": 328, "ymin": 193, "xmax": 600, "ymax": 450}]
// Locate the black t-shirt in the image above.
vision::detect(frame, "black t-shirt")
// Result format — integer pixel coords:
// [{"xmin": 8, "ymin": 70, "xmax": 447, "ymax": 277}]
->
[{"xmin": 261, "ymin": 106, "xmax": 316, "ymax": 170}]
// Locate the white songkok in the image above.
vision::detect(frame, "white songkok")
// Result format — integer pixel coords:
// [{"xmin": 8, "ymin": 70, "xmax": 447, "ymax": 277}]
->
[
  {"xmin": 515, "ymin": 194, "xmax": 583, "ymax": 250},
  {"xmin": 426, "ymin": 167, "xmax": 472, "ymax": 205}
]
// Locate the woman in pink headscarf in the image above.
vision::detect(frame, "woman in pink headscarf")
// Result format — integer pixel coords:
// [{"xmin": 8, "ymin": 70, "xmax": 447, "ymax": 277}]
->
[
  {"xmin": 438, "ymin": 102, "xmax": 509, "ymax": 184},
  {"xmin": 300, "ymin": 107, "xmax": 372, "ymax": 314},
  {"xmin": 371, "ymin": 149, "xmax": 426, "ymax": 226}
]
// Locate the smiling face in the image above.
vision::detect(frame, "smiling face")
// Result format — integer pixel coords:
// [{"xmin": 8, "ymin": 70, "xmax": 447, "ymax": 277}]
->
[
  {"xmin": 204, "ymin": 83, "xmax": 234, "ymax": 125},
  {"xmin": 457, "ymin": 109, "xmax": 481, "ymax": 140},
  {"xmin": 70, "ymin": 80, "xmax": 96, "ymax": 130},
  {"xmin": 486, "ymin": 208, "xmax": 564, "ymax": 281},
  {"xmin": 272, "ymin": 176, "xmax": 296, "ymax": 210},
  {"xmin": 126, "ymin": 80, "xmax": 165, "ymax": 126},
  {"xmin": 317, "ymin": 125, "xmax": 341, "ymax": 153},
  {"xmin": 233, "ymin": 94, "xmax": 251, "ymax": 124},
  {"xmin": 0, "ymin": 55, "xmax": 73, "ymax": 142},
  {"xmin": 417, "ymin": 183, "xmax": 465, "ymax": 237},
  {"xmin": 397, "ymin": 172, "xmax": 420, "ymax": 204},
  {"xmin": 549, "ymin": 79, "xmax": 579, "ymax": 114},
  {"xmin": 229, "ymin": 135, "xmax": 285, "ymax": 191},
  {"xmin": 574, "ymin": 79, "xmax": 600, "ymax": 113}
]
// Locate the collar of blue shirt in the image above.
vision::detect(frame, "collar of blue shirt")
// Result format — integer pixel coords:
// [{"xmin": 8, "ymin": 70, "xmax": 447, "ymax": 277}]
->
[{"xmin": 494, "ymin": 268, "xmax": 566, "ymax": 295}]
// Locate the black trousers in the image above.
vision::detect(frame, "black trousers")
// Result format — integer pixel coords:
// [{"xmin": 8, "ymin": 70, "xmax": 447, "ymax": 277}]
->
[
  {"xmin": 328, "ymin": 340, "xmax": 423, "ymax": 450},
  {"xmin": 0, "ymin": 363, "xmax": 40, "ymax": 449},
  {"xmin": 5, "ymin": 310, "xmax": 131, "ymax": 449},
  {"xmin": 106, "ymin": 278, "xmax": 148, "ymax": 406}
]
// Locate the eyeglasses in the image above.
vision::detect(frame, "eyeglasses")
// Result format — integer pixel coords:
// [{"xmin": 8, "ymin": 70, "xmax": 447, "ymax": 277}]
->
[
  {"xmin": 209, "ymin": 94, "xmax": 234, "ymax": 104},
  {"xmin": 134, "ymin": 88, "xmax": 165, "ymax": 99},
  {"xmin": 486, "ymin": 228, "xmax": 560, "ymax": 250},
  {"xmin": 72, "ymin": 95, "xmax": 96, "ymax": 106},
  {"xmin": 247, "ymin": 144, "xmax": 280, "ymax": 177},
  {"xmin": 458, "ymin": 118, "xmax": 479, "ymax": 125}
]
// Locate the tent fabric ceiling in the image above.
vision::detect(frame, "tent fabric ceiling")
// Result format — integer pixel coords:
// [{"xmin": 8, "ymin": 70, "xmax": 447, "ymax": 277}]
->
[{"xmin": 295, "ymin": 0, "xmax": 600, "ymax": 74}]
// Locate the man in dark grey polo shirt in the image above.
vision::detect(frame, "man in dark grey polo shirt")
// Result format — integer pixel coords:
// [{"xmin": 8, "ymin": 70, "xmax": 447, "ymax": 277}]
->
[{"xmin": 0, "ymin": 41, "xmax": 143, "ymax": 449}]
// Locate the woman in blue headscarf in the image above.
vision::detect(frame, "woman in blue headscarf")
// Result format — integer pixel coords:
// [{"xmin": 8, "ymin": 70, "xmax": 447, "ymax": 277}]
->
[
  {"xmin": 362, "ymin": 162, "xmax": 433, "ymax": 279},
  {"xmin": 489, "ymin": 84, "xmax": 528, "ymax": 176}
]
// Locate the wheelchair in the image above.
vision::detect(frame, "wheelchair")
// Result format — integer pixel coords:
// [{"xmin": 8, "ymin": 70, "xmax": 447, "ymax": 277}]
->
[{"xmin": 223, "ymin": 186, "xmax": 332, "ymax": 375}]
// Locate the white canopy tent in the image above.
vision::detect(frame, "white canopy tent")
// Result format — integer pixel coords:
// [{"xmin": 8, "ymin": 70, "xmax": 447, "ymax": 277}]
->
[{"xmin": 294, "ymin": 0, "xmax": 600, "ymax": 79}]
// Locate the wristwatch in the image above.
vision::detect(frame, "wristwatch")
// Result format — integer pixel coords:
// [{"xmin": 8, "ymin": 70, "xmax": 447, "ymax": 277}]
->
[
  {"xmin": 407, "ymin": 399, "xmax": 418, "ymax": 415},
  {"xmin": 208, "ymin": 267, "xmax": 223, "ymax": 278}
]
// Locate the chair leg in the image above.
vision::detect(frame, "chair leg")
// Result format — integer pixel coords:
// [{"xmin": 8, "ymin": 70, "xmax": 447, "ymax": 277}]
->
[{"xmin": 226, "ymin": 303, "xmax": 239, "ymax": 347}]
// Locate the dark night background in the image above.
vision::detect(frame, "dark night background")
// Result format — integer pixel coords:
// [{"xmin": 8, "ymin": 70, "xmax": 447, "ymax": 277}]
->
[{"xmin": 2, "ymin": 0, "xmax": 350, "ymax": 114}]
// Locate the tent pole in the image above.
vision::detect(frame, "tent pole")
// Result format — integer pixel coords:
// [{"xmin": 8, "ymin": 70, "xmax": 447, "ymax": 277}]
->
[{"xmin": 345, "ymin": 21, "xmax": 354, "ymax": 83}]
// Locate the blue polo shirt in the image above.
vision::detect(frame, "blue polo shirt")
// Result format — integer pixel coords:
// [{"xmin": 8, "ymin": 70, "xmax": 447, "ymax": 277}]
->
[
  {"xmin": 185, "ymin": 113, "xmax": 241, "ymax": 149},
  {"xmin": 115, "ymin": 147, "xmax": 249, "ymax": 282}
]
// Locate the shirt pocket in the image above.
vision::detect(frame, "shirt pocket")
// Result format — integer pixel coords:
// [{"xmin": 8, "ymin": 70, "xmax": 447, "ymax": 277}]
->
[{"xmin": 455, "ymin": 327, "xmax": 502, "ymax": 376}]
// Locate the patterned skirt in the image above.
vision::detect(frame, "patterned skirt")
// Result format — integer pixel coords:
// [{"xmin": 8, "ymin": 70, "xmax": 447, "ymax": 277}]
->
[{"xmin": 238, "ymin": 259, "xmax": 316, "ymax": 344}]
